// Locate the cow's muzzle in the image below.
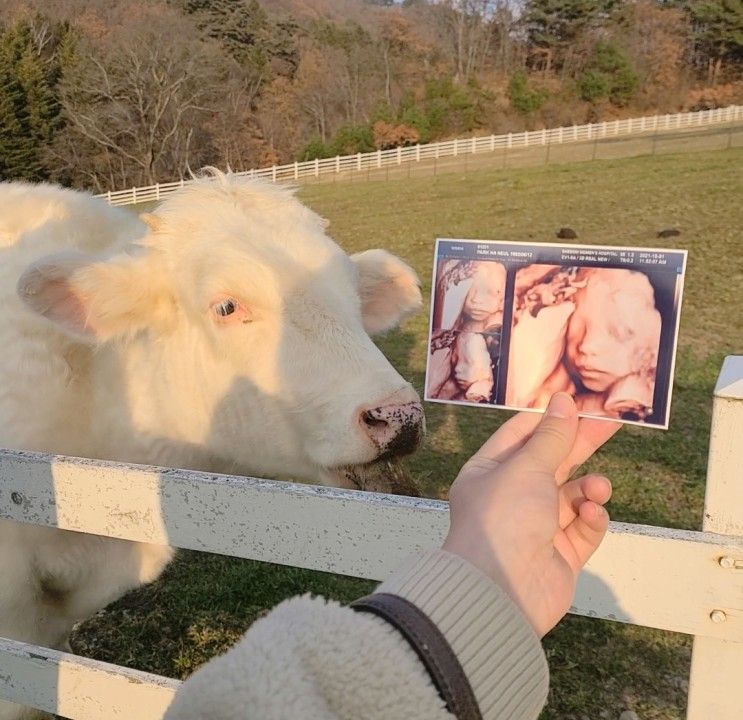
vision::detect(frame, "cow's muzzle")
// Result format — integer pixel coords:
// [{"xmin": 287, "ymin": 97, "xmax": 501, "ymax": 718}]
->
[{"xmin": 359, "ymin": 401, "xmax": 425, "ymax": 461}]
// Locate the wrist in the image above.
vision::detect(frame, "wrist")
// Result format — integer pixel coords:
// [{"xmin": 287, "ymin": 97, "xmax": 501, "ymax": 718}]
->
[{"xmin": 441, "ymin": 533, "xmax": 537, "ymax": 635}]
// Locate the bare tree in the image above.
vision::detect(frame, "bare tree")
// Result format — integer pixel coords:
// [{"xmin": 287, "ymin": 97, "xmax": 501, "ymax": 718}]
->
[
  {"xmin": 375, "ymin": 10, "xmax": 431, "ymax": 106},
  {"xmin": 51, "ymin": 19, "xmax": 226, "ymax": 189},
  {"xmin": 432, "ymin": 0, "xmax": 499, "ymax": 82}
]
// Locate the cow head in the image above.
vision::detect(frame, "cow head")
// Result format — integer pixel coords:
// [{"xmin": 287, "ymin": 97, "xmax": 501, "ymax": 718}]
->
[{"xmin": 17, "ymin": 174, "xmax": 424, "ymax": 494}]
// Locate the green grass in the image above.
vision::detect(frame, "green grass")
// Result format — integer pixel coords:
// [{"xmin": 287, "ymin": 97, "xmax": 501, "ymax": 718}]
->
[{"xmin": 73, "ymin": 147, "xmax": 743, "ymax": 720}]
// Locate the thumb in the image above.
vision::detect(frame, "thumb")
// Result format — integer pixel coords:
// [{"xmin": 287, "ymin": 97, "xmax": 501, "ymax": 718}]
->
[{"xmin": 515, "ymin": 393, "xmax": 579, "ymax": 475}]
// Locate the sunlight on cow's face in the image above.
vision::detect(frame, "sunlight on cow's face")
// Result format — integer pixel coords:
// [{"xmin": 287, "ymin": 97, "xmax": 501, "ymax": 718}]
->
[
  {"xmin": 18, "ymin": 176, "xmax": 424, "ymax": 488},
  {"xmin": 163, "ymin": 185, "xmax": 423, "ymax": 478}
]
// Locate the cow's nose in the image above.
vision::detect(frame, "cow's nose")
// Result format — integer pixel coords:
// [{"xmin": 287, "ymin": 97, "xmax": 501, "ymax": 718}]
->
[{"xmin": 359, "ymin": 401, "xmax": 425, "ymax": 460}]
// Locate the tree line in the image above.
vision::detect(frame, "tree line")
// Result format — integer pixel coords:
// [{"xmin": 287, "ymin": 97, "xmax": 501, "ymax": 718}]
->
[{"xmin": 0, "ymin": 0, "xmax": 741, "ymax": 191}]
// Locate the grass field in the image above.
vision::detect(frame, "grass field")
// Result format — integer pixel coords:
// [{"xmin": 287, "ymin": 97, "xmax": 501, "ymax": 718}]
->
[{"xmin": 72, "ymin": 147, "xmax": 743, "ymax": 719}]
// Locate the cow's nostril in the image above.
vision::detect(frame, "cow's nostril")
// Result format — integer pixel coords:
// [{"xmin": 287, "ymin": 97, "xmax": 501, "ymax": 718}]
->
[
  {"xmin": 359, "ymin": 401, "xmax": 424, "ymax": 460},
  {"xmin": 362, "ymin": 410, "xmax": 388, "ymax": 430}
]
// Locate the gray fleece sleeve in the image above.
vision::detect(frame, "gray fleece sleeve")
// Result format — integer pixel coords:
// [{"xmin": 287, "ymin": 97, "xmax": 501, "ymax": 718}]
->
[{"xmin": 164, "ymin": 550, "xmax": 549, "ymax": 720}]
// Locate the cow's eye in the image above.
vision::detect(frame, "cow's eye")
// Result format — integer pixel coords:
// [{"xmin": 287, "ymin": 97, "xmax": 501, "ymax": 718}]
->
[
  {"xmin": 214, "ymin": 298, "xmax": 236, "ymax": 317},
  {"xmin": 210, "ymin": 294, "xmax": 251, "ymax": 325}
]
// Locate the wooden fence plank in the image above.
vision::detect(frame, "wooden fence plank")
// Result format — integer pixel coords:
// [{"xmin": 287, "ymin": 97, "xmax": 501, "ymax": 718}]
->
[
  {"xmin": 0, "ymin": 637, "xmax": 178, "ymax": 720},
  {"xmin": 1, "ymin": 449, "xmax": 741, "ymax": 640}
]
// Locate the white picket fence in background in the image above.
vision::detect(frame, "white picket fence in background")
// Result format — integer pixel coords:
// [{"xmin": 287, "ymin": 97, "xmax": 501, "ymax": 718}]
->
[
  {"xmin": 96, "ymin": 105, "xmax": 743, "ymax": 207},
  {"xmin": 0, "ymin": 356, "xmax": 741, "ymax": 719}
]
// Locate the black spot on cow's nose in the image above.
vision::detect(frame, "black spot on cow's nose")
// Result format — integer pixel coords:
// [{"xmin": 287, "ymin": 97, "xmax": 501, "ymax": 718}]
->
[{"xmin": 377, "ymin": 419, "xmax": 423, "ymax": 461}]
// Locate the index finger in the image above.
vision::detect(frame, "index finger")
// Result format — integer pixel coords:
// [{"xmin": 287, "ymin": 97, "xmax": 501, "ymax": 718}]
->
[
  {"xmin": 555, "ymin": 417, "xmax": 622, "ymax": 484},
  {"xmin": 472, "ymin": 411, "xmax": 621, "ymax": 479},
  {"xmin": 471, "ymin": 410, "xmax": 543, "ymax": 465}
]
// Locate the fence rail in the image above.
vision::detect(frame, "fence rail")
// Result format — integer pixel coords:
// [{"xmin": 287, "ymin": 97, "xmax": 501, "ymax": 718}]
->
[
  {"xmin": 0, "ymin": 356, "xmax": 742, "ymax": 719},
  {"xmin": 96, "ymin": 105, "xmax": 743, "ymax": 207}
]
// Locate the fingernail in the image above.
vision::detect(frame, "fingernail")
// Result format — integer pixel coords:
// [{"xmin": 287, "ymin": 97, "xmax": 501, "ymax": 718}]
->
[{"xmin": 547, "ymin": 392, "xmax": 574, "ymax": 418}]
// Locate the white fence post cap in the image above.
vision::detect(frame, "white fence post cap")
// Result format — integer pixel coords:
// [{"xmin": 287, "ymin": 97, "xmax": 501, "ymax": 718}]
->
[{"xmin": 715, "ymin": 356, "xmax": 743, "ymax": 400}]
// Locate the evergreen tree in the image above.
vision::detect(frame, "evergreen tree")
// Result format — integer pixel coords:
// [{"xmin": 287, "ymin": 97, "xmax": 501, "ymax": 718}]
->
[
  {"xmin": 523, "ymin": 0, "xmax": 619, "ymax": 71},
  {"xmin": 0, "ymin": 17, "xmax": 66, "ymax": 181},
  {"xmin": 0, "ymin": 24, "xmax": 36, "ymax": 179},
  {"xmin": 577, "ymin": 42, "xmax": 639, "ymax": 105},
  {"xmin": 508, "ymin": 70, "xmax": 549, "ymax": 114},
  {"xmin": 0, "ymin": 50, "xmax": 30, "ymax": 179},
  {"xmin": 184, "ymin": 0, "xmax": 270, "ymax": 63},
  {"xmin": 670, "ymin": 1, "xmax": 743, "ymax": 80}
]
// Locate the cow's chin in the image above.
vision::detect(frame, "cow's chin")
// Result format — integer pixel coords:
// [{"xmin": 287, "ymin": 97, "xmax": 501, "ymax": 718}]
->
[{"xmin": 326, "ymin": 460, "xmax": 421, "ymax": 497}]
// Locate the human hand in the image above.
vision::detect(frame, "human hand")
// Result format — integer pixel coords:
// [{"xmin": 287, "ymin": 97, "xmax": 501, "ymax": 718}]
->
[{"xmin": 442, "ymin": 393, "xmax": 619, "ymax": 637}]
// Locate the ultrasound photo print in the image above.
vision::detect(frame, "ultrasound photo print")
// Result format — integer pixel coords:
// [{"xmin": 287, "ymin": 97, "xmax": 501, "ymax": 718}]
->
[{"xmin": 425, "ymin": 240, "xmax": 687, "ymax": 429}]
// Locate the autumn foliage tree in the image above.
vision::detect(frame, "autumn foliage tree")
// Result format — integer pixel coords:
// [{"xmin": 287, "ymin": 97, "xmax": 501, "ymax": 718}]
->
[{"xmin": 0, "ymin": 0, "xmax": 739, "ymax": 189}]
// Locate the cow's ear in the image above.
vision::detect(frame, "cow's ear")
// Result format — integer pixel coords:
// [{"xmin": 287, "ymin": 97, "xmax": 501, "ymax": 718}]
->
[
  {"xmin": 351, "ymin": 249, "xmax": 422, "ymax": 335},
  {"xmin": 17, "ymin": 250, "xmax": 176, "ymax": 342}
]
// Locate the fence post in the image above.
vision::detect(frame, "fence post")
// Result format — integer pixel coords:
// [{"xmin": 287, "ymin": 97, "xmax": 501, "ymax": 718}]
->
[
  {"xmin": 272, "ymin": 165, "xmax": 277, "ymax": 182},
  {"xmin": 377, "ymin": 149, "xmax": 382, "ymax": 168},
  {"xmin": 397, "ymin": 146, "xmax": 402, "ymax": 165},
  {"xmin": 507, "ymin": 132, "xmax": 512, "ymax": 148},
  {"xmin": 180, "ymin": 178, "xmax": 185, "ymax": 188},
  {"xmin": 471, "ymin": 136, "xmax": 476, "ymax": 154},
  {"xmin": 490, "ymin": 134, "xmax": 495, "ymax": 151},
  {"xmin": 107, "ymin": 190, "xmax": 112, "ymax": 204},
  {"xmin": 559, "ymin": 126, "xmax": 563, "ymax": 143},
  {"xmin": 415, "ymin": 145, "xmax": 420, "ymax": 162},
  {"xmin": 454, "ymin": 138, "xmax": 458, "ymax": 156},
  {"xmin": 294, "ymin": 161, "xmax": 299, "ymax": 180},
  {"xmin": 686, "ymin": 356, "xmax": 743, "ymax": 720},
  {"xmin": 335, "ymin": 155, "xmax": 340, "ymax": 173},
  {"xmin": 314, "ymin": 158, "xmax": 319, "ymax": 177},
  {"xmin": 155, "ymin": 183, "xmax": 160, "ymax": 201},
  {"xmin": 132, "ymin": 186, "xmax": 137, "ymax": 204},
  {"xmin": 357, "ymin": 153, "xmax": 362, "ymax": 171}
]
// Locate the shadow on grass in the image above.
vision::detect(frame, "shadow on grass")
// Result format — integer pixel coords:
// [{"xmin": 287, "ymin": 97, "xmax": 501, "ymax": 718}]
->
[
  {"xmin": 72, "ymin": 551, "xmax": 375, "ymax": 679},
  {"xmin": 541, "ymin": 615, "xmax": 690, "ymax": 720}
]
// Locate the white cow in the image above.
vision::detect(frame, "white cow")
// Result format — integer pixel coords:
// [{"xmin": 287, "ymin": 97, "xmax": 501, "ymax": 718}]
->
[{"xmin": 0, "ymin": 174, "xmax": 424, "ymax": 719}]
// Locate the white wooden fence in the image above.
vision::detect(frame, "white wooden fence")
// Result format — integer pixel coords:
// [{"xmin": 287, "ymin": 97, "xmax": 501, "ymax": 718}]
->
[
  {"xmin": 0, "ymin": 355, "xmax": 741, "ymax": 718},
  {"xmin": 96, "ymin": 105, "xmax": 743, "ymax": 207}
]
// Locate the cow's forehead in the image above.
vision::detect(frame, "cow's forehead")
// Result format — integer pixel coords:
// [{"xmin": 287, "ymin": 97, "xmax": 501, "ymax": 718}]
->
[{"xmin": 151, "ymin": 176, "xmax": 360, "ymax": 307}]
